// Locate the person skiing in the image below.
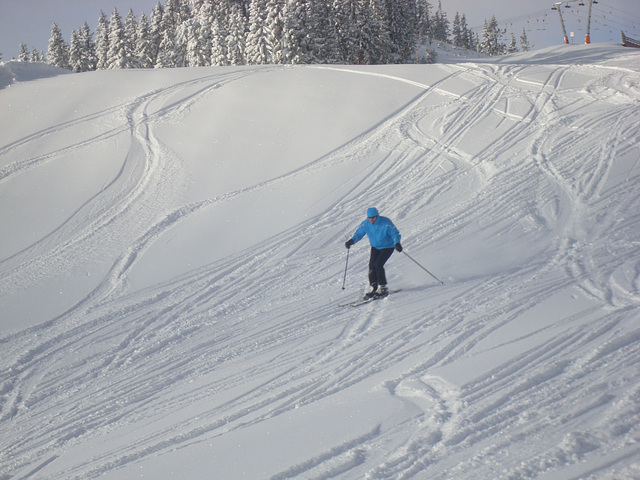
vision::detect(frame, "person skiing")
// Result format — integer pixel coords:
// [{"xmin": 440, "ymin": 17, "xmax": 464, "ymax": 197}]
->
[{"xmin": 345, "ymin": 207, "xmax": 402, "ymax": 299}]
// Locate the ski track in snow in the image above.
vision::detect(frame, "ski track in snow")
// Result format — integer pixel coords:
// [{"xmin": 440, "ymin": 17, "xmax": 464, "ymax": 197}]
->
[
  {"xmin": 0, "ymin": 69, "xmax": 257, "ymax": 298},
  {"xmin": 1, "ymin": 54, "xmax": 640, "ymax": 479}
]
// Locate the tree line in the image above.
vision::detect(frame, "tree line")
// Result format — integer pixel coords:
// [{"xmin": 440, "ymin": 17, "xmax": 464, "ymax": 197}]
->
[{"xmin": 12, "ymin": 0, "xmax": 530, "ymax": 71}]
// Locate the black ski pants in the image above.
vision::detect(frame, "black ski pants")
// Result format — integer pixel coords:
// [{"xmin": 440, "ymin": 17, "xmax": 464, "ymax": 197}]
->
[{"xmin": 368, "ymin": 247, "xmax": 394, "ymax": 287}]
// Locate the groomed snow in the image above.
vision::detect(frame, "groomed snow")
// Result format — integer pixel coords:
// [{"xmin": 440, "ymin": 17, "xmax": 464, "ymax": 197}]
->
[{"xmin": 1, "ymin": 43, "xmax": 639, "ymax": 479}]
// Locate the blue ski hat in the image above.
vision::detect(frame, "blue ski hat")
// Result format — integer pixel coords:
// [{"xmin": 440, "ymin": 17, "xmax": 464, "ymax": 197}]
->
[{"xmin": 367, "ymin": 207, "xmax": 379, "ymax": 218}]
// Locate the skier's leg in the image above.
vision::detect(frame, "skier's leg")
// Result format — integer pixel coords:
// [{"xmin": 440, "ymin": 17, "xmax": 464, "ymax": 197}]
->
[
  {"xmin": 368, "ymin": 248, "xmax": 380, "ymax": 289},
  {"xmin": 373, "ymin": 248, "xmax": 394, "ymax": 286}
]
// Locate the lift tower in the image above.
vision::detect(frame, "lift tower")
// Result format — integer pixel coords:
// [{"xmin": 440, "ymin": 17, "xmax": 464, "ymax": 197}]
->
[
  {"xmin": 585, "ymin": 0, "xmax": 594, "ymax": 44},
  {"xmin": 552, "ymin": 2, "xmax": 570, "ymax": 44},
  {"xmin": 551, "ymin": 0, "xmax": 596, "ymax": 45}
]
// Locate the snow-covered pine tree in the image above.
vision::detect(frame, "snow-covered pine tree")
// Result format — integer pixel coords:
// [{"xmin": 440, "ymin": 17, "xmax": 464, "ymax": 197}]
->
[
  {"xmin": 31, "ymin": 49, "xmax": 42, "ymax": 62},
  {"xmin": 452, "ymin": 12, "xmax": 463, "ymax": 47},
  {"xmin": 508, "ymin": 30, "xmax": 517, "ymax": 54},
  {"xmin": 194, "ymin": 1, "xmax": 214, "ymax": 66},
  {"xmin": 69, "ymin": 26, "xmax": 96, "ymax": 72},
  {"xmin": 359, "ymin": 0, "xmax": 392, "ymax": 65},
  {"xmin": 79, "ymin": 23, "xmax": 97, "ymax": 71},
  {"xmin": 175, "ymin": 0, "xmax": 193, "ymax": 67},
  {"xmin": 69, "ymin": 30, "xmax": 83, "ymax": 71},
  {"xmin": 331, "ymin": 0, "xmax": 396, "ymax": 65},
  {"xmin": 282, "ymin": 0, "xmax": 311, "ymax": 64},
  {"xmin": 226, "ymin": 2, "xmax": 247, "ymax": 65},
  {"xmin": 47, "ymin": 23, "xmax": 70, "ymax": 69},
  {"xmin": 421, "ymin": 47, "xmax": 437, "ymax": 63},
  {"xmin": 331, "ymin": 0, "xmax": 357, "ymax": 64},
  {"xmin": 479, "ymin": 15, "xmax": 506, "ymax": 56},
  {"xmin": 124, "ymin": 9, "xmax": 139, "ymax": 68},
  {"xmin": 175, "ymin": 19, "xmax": 190, "ymax": 67},
  {"xmin": 156, "ymin": 2, "xmax": 178, "ymax": 68},
  {"xmin": 159, "ymin": 0, "xmax": 192, "ymax": 67},
  {"xmin": 135, "ymin": 13, "xmax": 153, "ymax": 68},
  {"xmin": 306, "ymin": 0, "xmax": 340, "ymax": 63},
  {"xmin": 520, "ymin": 27, "xmax": 531, "ymax": 52},
  {"xmin": 479, "ymin": 18, "xmax": 490, "ymax": 54},
  {"xmin": 431, "ymin": 0, "xmax": 449, "ymax": 43},
  {"xmin": 351, "ymin": 0, "xmax": 375, "ymax": 64},
  {"xmin": 191, "ymin": 0, "xmax": 206, "ymax": 12},
  {"xmin": 156, "ymin": 29, "xmax": 176, "ymax": 67},
  {"xmin": 460, "ymin": 13, "xmax": 474, "ymax": 50},
  {"xmin": 107, "ymin": 8, "xmax": 127, "ymax": 69},
  {"xmin": 385, "ymin": 0, "xmax": 417, "ymax": 63},
  {"xmin": 416, "ymin": 0, "xmax": 431, "ymax": 44},
  {"xmin": 246, "ymin": 0, "xmax": 271, "ymax": 64},
  {"xmin": 29, "ymin": 0, "xmax": 483, "ymax": 68},
  {"xmin": 176, "ymin": 0, "xmax": 193, "ymax": 25},
  {"xmin": 210, "ymin": 12, "xmax": 229, "ymax": 66},
  {"xmin": 266, "ymin": 0, "xmax": 285, "ymax": 63},
  {"xmin": 184, "ymin": 15, "xmax": 208, "ymax": 67},
  {"xmin": 95, "ymin": 11, "xmax": 110, "ymax": 69},
  {"xmin": 19, "ymin": 43, "xmax": 30, "ymax": 61},
  {"xmin": 149, "ymin": 3, "xmax": 165, "ymax": 67}
]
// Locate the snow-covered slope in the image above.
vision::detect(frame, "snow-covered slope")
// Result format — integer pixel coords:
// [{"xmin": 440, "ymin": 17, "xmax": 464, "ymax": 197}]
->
[
  {"xmin": 1, "ymin": 45, "xmax": 639, "ymax": 479},
  {"xmin": 0, "ymin": 60, "xmax": 71, "ymax": 90}
]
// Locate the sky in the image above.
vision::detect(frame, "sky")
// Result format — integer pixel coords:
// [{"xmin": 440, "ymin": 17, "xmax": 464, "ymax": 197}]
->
[{"xmin": 1, "ymin": 0, "xmax": 639, "ymax": 60}]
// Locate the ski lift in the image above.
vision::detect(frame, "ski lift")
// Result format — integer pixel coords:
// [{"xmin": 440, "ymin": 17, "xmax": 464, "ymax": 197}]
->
[
  {"xmin": 552, "ymin": 4, "xmax": 558, "ymax": 11},
  {"xmin": 578, "ymin": 1, "xmax": 585, "ymax": 5}
]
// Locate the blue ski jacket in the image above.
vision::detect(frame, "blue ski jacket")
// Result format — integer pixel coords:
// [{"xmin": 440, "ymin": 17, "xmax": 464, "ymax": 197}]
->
[{"xmin": 351, "ymin": 216, "xmax": 401, "ymax": 250}]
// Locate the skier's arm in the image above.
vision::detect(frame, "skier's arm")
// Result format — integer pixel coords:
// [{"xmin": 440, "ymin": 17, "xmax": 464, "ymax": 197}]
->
[
  {"xmin": 389, "ymin": 223, "xmax": 401, "ymax": 246},
  {"xmin": 351, "ymin": 221, "xmax": 368, "ymax": 244}
]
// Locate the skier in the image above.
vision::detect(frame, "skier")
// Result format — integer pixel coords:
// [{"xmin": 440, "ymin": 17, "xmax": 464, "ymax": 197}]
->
[{"xmin": 345, "ymin": 207, "xmax": 402, "ymax": 299}]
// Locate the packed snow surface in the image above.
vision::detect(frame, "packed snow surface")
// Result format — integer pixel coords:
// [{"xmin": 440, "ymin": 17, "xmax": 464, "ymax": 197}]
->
[{"xmin": 1, "ymin": 44, "xmax": 639, "ymax": 479}]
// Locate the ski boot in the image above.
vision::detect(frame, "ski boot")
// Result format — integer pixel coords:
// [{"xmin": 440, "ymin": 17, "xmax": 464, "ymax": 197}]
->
[
  {"xmin": 363, "ymin": 284, "xmax": 378, "ymax": 300},
  {"xmin": 374, "ymin": 284, "xmax": 389, "ymax": 298}
]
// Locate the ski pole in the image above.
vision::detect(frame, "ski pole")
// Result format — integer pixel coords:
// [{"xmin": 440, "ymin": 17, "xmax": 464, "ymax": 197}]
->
[
  {"xmin": 403, "ymin": 250, "xmax": 444, "ymax": 284},
  {"xmin": 341, "ymin": 247, "xmax": 350, "ymax": 290}
]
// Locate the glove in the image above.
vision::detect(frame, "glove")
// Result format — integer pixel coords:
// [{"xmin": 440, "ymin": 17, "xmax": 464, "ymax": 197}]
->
[
  {"xmin": 345, "ymin": 239, "xmax": 354, "ymax": 249},
  {"xmin": 395, "ymin": 243, "xmax": 403, "ymax": 252}
]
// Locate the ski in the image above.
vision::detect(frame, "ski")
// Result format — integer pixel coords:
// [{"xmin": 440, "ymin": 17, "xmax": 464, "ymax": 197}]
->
[{"xmin": 338, "ymin": 289, "xmax": 402, "ymax": 308}]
